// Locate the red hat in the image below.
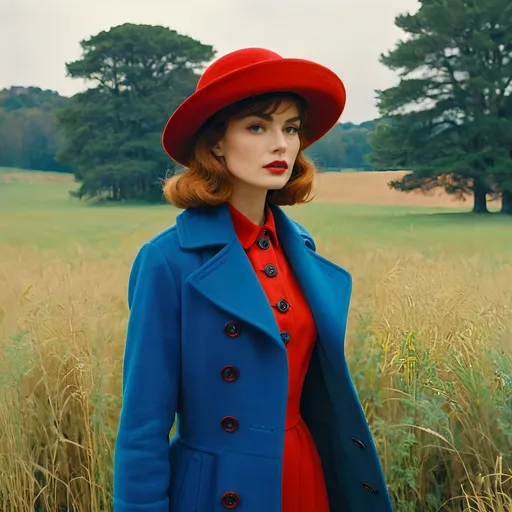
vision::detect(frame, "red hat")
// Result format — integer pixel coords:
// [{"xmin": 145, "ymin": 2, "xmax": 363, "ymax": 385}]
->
[{"xmin": 162, "ymin": 47, "xmax": 347, "ymax": 166}]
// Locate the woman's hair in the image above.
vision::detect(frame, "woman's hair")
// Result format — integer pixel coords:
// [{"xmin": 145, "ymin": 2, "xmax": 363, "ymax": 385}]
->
[{"xmin": 163, "ymin": 91, "xmax": 318, "ymax": 209}]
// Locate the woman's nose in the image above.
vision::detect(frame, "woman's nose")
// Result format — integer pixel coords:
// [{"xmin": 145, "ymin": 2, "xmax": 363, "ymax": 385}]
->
[{"xmin": 270, "ymin": 130, "xmax": 287, "ymax": 153}]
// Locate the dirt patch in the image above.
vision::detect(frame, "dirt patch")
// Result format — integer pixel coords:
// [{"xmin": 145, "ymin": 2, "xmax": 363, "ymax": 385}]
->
[{"xmin": 314, "ymin": 171, "xmax": 498, "ymax": 208}]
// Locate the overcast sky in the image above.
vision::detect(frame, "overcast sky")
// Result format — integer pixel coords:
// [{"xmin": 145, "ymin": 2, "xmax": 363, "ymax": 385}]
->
[{"xmin": 2, "ymin": 0, "xmax": 419, "ymax": 123}]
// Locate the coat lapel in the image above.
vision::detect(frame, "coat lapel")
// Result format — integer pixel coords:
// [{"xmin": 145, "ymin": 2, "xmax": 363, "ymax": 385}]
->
[
  {"xmin": 177, "ymin": 204, "xmax": 283, "ymax": 348},
  {"xmin": 270, "ymin": 205, "xmax": 352, "ymax": 355},
  {"xmin": 175, "ymin": 202, "xmax": 352, "ymax": 354}
]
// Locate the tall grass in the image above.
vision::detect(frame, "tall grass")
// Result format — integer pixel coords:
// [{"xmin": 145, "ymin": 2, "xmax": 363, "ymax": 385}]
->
[{"xmin": 0, "ymin": 176, "xmax": 511, "ymax": 511}]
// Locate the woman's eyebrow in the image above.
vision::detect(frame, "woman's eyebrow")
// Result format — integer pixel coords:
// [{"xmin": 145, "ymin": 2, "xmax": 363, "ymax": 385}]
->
[{"xmin": 249, "ymin": 114, "xmax": 301, "ymax": 123}]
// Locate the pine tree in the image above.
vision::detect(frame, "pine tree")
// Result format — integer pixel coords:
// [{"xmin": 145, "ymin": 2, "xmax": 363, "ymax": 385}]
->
[{"xmin": 369, "ymin": 0, "xmax": 512, "ymax": 213}]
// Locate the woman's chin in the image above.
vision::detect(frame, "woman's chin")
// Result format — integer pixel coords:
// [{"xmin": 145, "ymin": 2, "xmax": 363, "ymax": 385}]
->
[{"xmin": 260, "ymin": 175, "xmax": 290, "ymax": 190}]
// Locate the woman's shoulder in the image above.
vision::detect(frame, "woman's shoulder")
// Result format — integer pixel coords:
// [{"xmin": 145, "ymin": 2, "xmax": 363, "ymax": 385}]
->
[
  {"xmin": 129, "ymin": 223, "xmax": 183, "ymax": 276},
  {"xmin": 146, "ymin": 224, "xmax": 180, "ymax": 254}
]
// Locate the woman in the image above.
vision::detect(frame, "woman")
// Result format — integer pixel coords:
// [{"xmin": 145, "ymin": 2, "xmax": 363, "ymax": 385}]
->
[{"xmin": 113, "ymin": 48, "xmax": 393, "ymax": 512}]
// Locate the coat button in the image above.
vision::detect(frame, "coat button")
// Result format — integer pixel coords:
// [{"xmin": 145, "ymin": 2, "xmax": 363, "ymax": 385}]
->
[
  {"xmin": 280, "ymin": 331, "xmax": 291, "ymax": 344},
  {"xmin": 362, "ymin": 482, "xmax": 378, "ymax": 494},
  {"xmin": 275, "ymin": 299, "xmax": 290, "ymax": 313},
  {"xmin": 263, "ymin": 264, "xmax": 278, "ymax": 278},
  {"xmin": 351, "ymin": 437, "xmax": 365, "ymax": 449},
  {"xmin": 221, "ymin": 365, "xmax": 239, "ymax": 382},
  {"xmin": 224, "ymin": 321, "xmax": 241, "ymax": 338},
  {"xmin": 221, "ymin": 491, "xmax": 240, "ymax": 508},
  {"xmin": 221, "ymin": 416, "xmax": 238, "ymax": 432},
  {"xmin": 257, "ymin": 237, "xmax": 270, "ymax": 250}
]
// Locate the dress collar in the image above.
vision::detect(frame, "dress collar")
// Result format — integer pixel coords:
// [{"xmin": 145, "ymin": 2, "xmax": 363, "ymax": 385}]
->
[{"xmin": 228, "ymin": 202, "xmax": 280, "ymax": 250}]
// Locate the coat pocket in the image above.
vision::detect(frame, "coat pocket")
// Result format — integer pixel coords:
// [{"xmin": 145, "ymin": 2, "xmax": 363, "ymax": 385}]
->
[{"xmin": 175, "ymin": 452, "xmax": 203, "ymax": 512}]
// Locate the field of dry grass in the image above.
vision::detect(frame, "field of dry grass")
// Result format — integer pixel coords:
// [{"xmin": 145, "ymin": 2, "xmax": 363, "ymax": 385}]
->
[
  {"xmin": 0, "ymin": 168, "xmax": 511, "ymax": 512},
  {"xmin": 314, "ymin": 171, "xmax": 502, "ymax": 209}
]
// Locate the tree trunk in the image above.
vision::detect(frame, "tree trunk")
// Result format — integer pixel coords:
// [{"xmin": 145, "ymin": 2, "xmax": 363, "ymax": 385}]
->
[
  {"xmin": 472, "ymin": 177, "xmax": 489, "ymax": 213},
  {"xmin": 501, "ymin": 190, "xmax": 512, "ymax": 215}
]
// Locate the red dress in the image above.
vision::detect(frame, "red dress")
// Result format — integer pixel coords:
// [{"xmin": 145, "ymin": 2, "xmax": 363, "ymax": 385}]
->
[{"xmin": 228, "ymin": 203, "xmax": 330, "ymax": 512}]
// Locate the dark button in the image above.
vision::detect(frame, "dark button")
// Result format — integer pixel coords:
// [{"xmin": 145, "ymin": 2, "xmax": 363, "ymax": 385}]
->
[
  {"xmin": 224, "ymin": 321, "xmax": 241, "ymax": 338},
  {"xmin": 362, "ymin": 482, "xmax": 378, "ymax": 494},
  {"xmin": 221, "ymin": 416, "xmax": 238, "ymax": 433},
  {"xmin": 221, "ymin": 491, "xmax": 240, "ymax": 508},
  {"xmin": 263, "ymin": 264, "xmax": 278, "ymax": 278},
  {"xmin": 257, "ymin": 237, "xmax": 270, "ymax": 250},
  {"xmin": 221, "ymin": 366, "xmax": 239, "ymax": 382},
  {"xmin": 280, "ymin": 331, "xmax": 291, "ymax": 344},
  {"xmin": 351, "ymin": 437, "xmax": 365, "ymax": 449},
  {"xmin": 275, "ymin": 299, "xmax": 290, "ymax": 313}
]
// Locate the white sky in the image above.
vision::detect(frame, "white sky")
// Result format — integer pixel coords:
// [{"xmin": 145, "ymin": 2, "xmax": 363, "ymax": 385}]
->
[{"xmin": 1, "ymin": 0, "xmax": 420, "ymax": 123}]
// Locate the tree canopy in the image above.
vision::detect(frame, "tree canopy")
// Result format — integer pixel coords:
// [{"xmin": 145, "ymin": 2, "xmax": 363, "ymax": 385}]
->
[
  {"xmin": 369, "ymin": 0, "xmax": 512, "ymax": 214},
  {"xmin": 56, "ymin": 23, "xmax": 215, "ymax": 201}
]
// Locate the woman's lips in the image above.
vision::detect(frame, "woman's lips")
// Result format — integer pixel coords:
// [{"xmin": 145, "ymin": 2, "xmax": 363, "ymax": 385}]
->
[{"xmin": 265, "ymin": 167, "xmax": 288, "ymax": 174}]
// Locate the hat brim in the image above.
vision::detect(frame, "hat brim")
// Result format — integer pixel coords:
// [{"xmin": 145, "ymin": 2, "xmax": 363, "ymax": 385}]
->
[{"xmin": 162, "ymin": 58, "xmax": 347, "ymax": 166}]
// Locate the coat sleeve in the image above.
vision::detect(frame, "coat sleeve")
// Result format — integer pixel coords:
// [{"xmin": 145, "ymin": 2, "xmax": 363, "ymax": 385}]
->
[{"xmin": 114, "ymin": 241, "xmax": 181, "ymax": 512}]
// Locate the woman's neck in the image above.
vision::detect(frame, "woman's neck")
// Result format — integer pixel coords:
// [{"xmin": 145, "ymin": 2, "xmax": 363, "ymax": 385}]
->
[{"xmin": 228, "ymin": 187, "xmax": 268, "ymax": 226}]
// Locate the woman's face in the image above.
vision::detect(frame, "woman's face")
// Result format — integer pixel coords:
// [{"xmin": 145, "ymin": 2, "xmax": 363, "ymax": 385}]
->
[{"xmin": 212, "ymin": 99, "xmax": 302, "ymax": 195}]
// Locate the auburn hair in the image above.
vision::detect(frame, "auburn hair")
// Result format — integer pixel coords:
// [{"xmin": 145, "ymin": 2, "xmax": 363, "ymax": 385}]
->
[{"xmin": 162, "ymin": 92, "xmax": 318, "ymax": 209}]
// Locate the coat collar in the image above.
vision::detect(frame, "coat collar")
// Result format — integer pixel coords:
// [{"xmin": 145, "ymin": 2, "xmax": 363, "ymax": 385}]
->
[
  {"xmin": 175, "ymin": 203, "xmax": 234, "ymax": 249},
  {"xmin": 175, "ymin": 202, "xmax": 313, "ymax": 251}
]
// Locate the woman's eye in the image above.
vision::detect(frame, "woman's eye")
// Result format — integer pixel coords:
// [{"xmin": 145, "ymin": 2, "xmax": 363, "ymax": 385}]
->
[
  {"xmin": 286, "ymin": 126, "xmax": 300, "ymax": 135},
  {"xmin": 249, "ymin": 124, "xmax": 264, "ymax": 133}
]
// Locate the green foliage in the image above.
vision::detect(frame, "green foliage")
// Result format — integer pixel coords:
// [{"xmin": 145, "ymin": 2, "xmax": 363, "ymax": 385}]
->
[
  {"xmin": 56, "ymin": 23, "xmax": 215, "ymax": 201},
  {"xmin": 0, "ymin": 87, "xmax": 71, "ymax": 172},
  {"xmin": 306, "ymin": 121, "xmax": 378, "ymax": 170},
  {"xmin": 370, "ymin": 0, "xmax": 512, "ymax": 214},
  {"xmin": 348, "ymin": 315, "xmax": 512, "ymax": 511}
]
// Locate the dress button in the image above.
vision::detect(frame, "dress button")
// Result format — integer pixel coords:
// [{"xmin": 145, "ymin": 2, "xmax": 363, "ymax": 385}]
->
[
  {"xmin": 351, "ymin": 437, "xmax": 366, "ymax": 449},
  {"xmin": 362, "ymin": 482, "xmax": 378, "ymax": 494},
  {"xmin": 224, "ymin": 321, "xmax": 241, "ymax": 338},
  {"xmin": 222, "ymin": 491, "xmax": 240, "ymax": 508},
  {"xmin": 221, "ymin": 365, "xmax": 239, "ymax": 382},
  {"xmin": 280, "ymin": 331, "xmax": 291, "ymax": 344},
  {"xmin": 257, "ymin": 237, "xmax": 270, "ymax": 250},
  {"xmin": 221, "ymin": 416, "xmax": 239, "ymax": 432},
  {"xmin": 263, "ymin": 264, "xmax": 278, "ymax": 278},
  {"xmin": 275, "ymin": 299, "xmax": 290, "ymax": 313}
]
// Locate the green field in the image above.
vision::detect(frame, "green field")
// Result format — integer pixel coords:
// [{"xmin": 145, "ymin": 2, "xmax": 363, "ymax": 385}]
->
[{"xmin": 1, "ymin": 168, "xmax": 511, "ymax": 512}]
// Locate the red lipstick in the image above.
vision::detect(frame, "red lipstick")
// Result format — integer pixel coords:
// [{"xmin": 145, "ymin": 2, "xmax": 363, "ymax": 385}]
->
[{"xmin": 264, "ymin": 160, "xmax": 288, "ymax": 174}]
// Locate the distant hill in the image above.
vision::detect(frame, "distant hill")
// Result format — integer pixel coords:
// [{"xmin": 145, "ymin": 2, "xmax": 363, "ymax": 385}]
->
[{"xmin": 0, "ymin": 86, "xmax": 379, "ymax": 173}]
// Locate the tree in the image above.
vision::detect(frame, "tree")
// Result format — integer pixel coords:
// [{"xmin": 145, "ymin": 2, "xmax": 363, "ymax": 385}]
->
[
  {"xmin": 56, "ymin": 23, "xmax": 215, "ymax": 201},
  {"xmin": 369, "ymin": 0, "xmax": 512, "ymax": 213},
  {"xmin": 0, "ymin": 87, "xmax": 71, "ymax": 172},
  {"xmin": 306, "ymin": 121, "xmax": 377, "ymax": 170}
]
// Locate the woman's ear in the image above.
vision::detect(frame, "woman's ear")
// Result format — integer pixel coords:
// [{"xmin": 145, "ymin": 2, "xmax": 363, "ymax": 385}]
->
[{"xmin": 211, "ymin": 141, "xmax": 224, "ymax": 158}]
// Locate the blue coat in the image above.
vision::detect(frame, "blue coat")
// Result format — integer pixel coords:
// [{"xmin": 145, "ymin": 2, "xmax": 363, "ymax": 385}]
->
[{"xmin": 113, "ymin": 202, "xmax": 393, "ymax": 512}]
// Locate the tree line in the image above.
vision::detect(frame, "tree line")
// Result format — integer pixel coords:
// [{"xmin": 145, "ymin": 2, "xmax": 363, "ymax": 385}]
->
[
  {"xmin": 0, "ymin": 78, "xmax": 376, "ymax": 192},
  {"xmin": 1, "ymin": 0, "xmax": 511, "ymax": 213},
  {"xmin": 0, "ymin": 87, "xmax": 71, "ymax": 172},
  {"xmin": 0, "ymin": 84, "xmax": 376, "ymax": 177}
]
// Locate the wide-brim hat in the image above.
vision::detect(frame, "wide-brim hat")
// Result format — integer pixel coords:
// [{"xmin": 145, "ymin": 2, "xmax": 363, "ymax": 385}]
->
[{"xmin": 162, "ymin": 47, "xmax": 347, "ymax": 166}]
